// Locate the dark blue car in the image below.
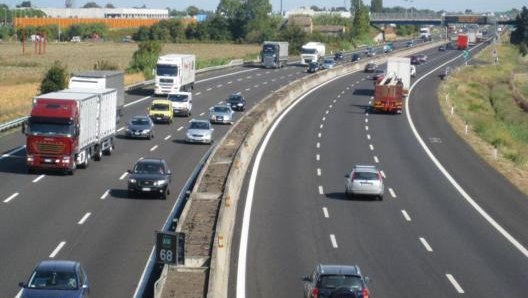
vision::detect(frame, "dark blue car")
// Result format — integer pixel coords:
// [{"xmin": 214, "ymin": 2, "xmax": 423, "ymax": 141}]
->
[{"xmin": 19, "ymin": 260, "xmax": 90, "ymax": 298}]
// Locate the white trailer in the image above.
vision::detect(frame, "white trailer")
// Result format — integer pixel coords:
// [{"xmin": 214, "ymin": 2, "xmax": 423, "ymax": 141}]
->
[
  {"xmin": 386, "ymin": 57, "xmax": 411, "ymax": 96},
  {"xmin": 69, "ymin": 70, "xmax": 125, "ymax": 122},
  {"xmin": 467, "ymin": 32, "xmax": 477, "ymax": 44},
  {"xmin": 154, "ymin": 54, "xmax": 196, "ymax": 96},
  {"xmin": 300, "ymin": 42, "xmax": 326, "ymax": 65},
  {"xmin": 261, "ymin": 41, "xmax": 289, "ymax": 68}
]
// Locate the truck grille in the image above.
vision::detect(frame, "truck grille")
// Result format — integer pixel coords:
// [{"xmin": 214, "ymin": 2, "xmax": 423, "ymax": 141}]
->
[{"xmin": 35, "ymin": 142, "xmax": 65, "ymax": 154}]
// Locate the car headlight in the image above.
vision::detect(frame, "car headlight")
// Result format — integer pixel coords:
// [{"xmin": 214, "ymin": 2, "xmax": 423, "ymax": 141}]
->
[
  {"xmin": 154, "ymin": 179, "xmax": 167, "ymax": 186},
  {"xmin": 125, "ymin": 128, "xmax": 131, "ymax": 132},
  {"xmin": 143, "ymin": 129, "xmax": 150, "ymax": 133},
  {"xmin": 129, "ymin": 178, "xmax": 136, "ymax": 184}
]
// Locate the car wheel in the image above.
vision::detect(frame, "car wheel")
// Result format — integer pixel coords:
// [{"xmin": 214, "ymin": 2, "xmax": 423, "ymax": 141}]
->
[{"xmin": 378, "ymin": 195, "xmax": 384, "ymax": 201}]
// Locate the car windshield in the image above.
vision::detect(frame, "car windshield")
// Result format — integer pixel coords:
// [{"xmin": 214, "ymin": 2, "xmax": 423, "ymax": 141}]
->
[
  {"xmin": 130, "ymin": 118, "xmax": 150, "ymax": 125},
  {"xmin": 190, "ymin": 122, "xmax": 209, "ymax": 130},
  {"xmin": 320, "ymin": 275, "xmax": 363, "ymax": 290},
  {"xmin": 324, "ymin": 60, "xmax": 334, "ymax": 64},
  {"xmin": 213, "ymin": 107, "xmax": 230, "ymax": 113},
  {"xmin": 228, "ymin": 95, "xmax": 243, "ymax": 103},
  {"xmin": 150, "ymin": 104, "xmax": 170, "ymax": 111},
  {"xmin": 168, "ymin": 94, "xmax": 188, "ymax": 102},
  {"xmin": 133, "ymin": 162, "xmax": 164, "ymax": 174},
  {"xmin": 28, "ymin": 270, "xmax": 78, "ymax": 290}
]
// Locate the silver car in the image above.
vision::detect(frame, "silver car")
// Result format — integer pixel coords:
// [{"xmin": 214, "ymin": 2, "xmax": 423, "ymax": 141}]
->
[
  {"xmin": 209, "ymin": 104, "xmax": 234, "ymax": 124},
  {"xmin": 344, "ymin": 165, "xmax": 384, "ymax": 200},
  {"xmin": 125, "ymin": 115, "xmax": 154, "ymax": 139},
  {"xmin": 185, "ymin": 119, "xmax": 214, "ymax": 144}
]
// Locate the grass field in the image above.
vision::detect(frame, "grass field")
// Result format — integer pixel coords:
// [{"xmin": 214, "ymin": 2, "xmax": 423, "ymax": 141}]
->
[
  {"xmin": 0, "ymin": 41, "xmax": 260, "ymax": 122},
  {"xmin": 438, "ymin": 43, "xmax": 528, "ymax": 195}
]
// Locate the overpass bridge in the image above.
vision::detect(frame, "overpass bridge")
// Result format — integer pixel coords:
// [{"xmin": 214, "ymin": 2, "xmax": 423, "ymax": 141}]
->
[{"xmin": 370, "ymin": 13, "xmax": 516, "ymax": 26}]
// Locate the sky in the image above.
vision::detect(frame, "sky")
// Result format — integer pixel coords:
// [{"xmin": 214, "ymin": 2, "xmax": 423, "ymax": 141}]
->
[{"xmin": 2, "ymin": 0, "xmax": 524, "ymax": 13}]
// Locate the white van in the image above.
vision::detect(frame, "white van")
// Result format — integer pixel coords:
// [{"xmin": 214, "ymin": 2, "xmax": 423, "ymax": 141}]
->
[{"xmin": 167, "ymin": 92, "xmax": 192, "ymax": 117}]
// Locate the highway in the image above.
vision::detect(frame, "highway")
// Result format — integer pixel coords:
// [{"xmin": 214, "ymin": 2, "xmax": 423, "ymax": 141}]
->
[
  {"xmin": 235, "ymin": 43, "xmax": 528, "ymax": 298},
  {"xmin": 0, "ymin": 63, "xmax": 310, "ymax": 298}
]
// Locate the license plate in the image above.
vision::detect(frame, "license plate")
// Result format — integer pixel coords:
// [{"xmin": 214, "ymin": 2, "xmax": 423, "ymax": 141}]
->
[
  {"xmin": 134, "ymin": 132, "xmax": 140, "ymax": 135},
  {"xmin": 142, "ymin": 187, "xmax": 151, "ymax": 191},
  {"xmin": 44, "ymin": 158, "xmax": 52, "ymax": 163},
  {"xmin": 216, "ymin": 116, "xmax": 222, "ymax": 120},
  {"xmin": 156, "ymin": 117, "xmax": 162, "ymax": 120}
]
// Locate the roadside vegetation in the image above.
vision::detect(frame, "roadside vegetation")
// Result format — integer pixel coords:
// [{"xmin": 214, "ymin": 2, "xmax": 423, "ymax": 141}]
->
[{"xmin": 438, "ymin": 43, "xmax": 528, "ymax": 194}]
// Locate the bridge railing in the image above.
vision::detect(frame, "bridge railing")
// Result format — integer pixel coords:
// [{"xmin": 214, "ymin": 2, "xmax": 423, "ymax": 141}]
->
[{"xmin": 370, "ymin": 12, "xmax": 441, "ymax": 20}]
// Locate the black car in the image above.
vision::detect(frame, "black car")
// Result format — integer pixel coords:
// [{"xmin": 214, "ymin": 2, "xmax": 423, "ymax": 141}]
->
[
  {"xmin": 307, "ymin": 61, "xmax": 320, "ymax": 73},
  {"xmin": 127, "ymin": 158, "xmax": 172, "ymax": 199},
  {"xmin": 351, "ymin": 53, "xmax": 361, "ymax": 62},
  {"xmin": 334, "ymin": 52, "xmax": 344, "ymax": 61},
  {"xmin": 227, "ymin": 92, "xmax": 246, "ymax": 111},
  {"xmin": 303, "ymin": 264, "xmax": 371, "ymax": 298},
  {"xmin": 438, "ymin": 45, "xmax": 446, "ymax": 51},
  {"xmin": 364, "ymin": 62, "xmax": 377, "ymax": 73},
  {"xmin": 124, "ymin": 115, "xmax": 154, "ymax": 139}
]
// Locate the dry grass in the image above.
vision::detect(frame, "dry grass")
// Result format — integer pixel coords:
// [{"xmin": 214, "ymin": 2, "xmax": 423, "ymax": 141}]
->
[
  {"xmin": 437, "ymin": 43, "xmax": 528, "ymax": 196},
  {"xmin": 0, "ymin": 41, "xmax": 260, "ymax": 122}
]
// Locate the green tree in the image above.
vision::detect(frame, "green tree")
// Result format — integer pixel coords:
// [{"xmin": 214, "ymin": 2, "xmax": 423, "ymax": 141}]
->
[
  {"xmin": 511, "ymin": 6, "xmax": 528, "ymax": 56},
  {"xmin": 371, "ymin": 0, "xmax": 382, "ymax": 13},
  {"xmin": 105, "ymin": 3, "xmax": 115, "ymax": 8},
  {"xmin": 278, "ymin": 22, "xmax": 308, "ymax": 55},
  {"xmin": 186, "ymin": 6, "xmax": 200, "ymax": 17},
  {"xmin": 18, "ymin": 1, "xmax": 32, "ymax": 7},
  {"xmin": 127, "ymin": 40, "xmax": 162, "ymax": 79},
  {"xmin": 351, "ymin": 0, "xmax": 369, "ymax": 37},
  {"xmin": 83, "ymin": 2, "xmax": 101, "ymax": 8},
  {"xmin": 40, "ymin": 60, "xmax": 68, "ymax": 94}
]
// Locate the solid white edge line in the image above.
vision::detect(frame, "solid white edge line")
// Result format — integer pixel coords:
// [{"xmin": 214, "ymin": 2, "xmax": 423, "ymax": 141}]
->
[
  {"xmin": 4, "ymin": 192, "xmax": 19, "ymax": 203},
  {"xmin": 117, "ymin": 126, "xmax": 125, "ymax": 132},
  {"xmin": 100, "ymin": 189, "xmax": 110, "ymax": 200},
  {"xmin": 419, "ymin": 237, "xmax": 433, "ymax": 252},
  {"xmin": 32, "ymin": 174, "xmax": 45, "ymax": 183},
  {"xmin": 406, "ymin": 46, "xmax": 528, "ymax": 258},
  {"xmin": 401, "ymin": 210, "xmax": 411, "ymax": 221},
  {"xmin": 446, "ymin": 274, "xmax": 465, "ymax": 293},
  {"xmin": 330, "ymin": 234, "xmax": 338, "ymax": 248},
  {"xmin": 49, "ymin": 241, "xmax": 66, "ymax": 258},
  {"xmin": 323, "ymin": 207, "xmax": 329, "ymax": 218},
  {"xmin": 78, "ymin": 212, "xmax": 91, "ymax": 225},
  {"xmin": 237, "ymin": 76, "xmax": 340, "ymax": 298}
]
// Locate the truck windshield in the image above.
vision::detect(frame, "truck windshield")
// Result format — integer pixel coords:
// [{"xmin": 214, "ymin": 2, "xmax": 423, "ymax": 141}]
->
[
  {"xmin": 27, "ymin": 121, "xmax": 74, "ymax": 136},
  {"xmin": 262, "ymin": 45, "xmax": 277, "ymax": 54},
  {"xmin": 156, "ymin": 64, "xmax": 178, "ymax": 76},
  {"xmin": 302, "ymin": 48, "xmax": 317, "ymax": 54}
]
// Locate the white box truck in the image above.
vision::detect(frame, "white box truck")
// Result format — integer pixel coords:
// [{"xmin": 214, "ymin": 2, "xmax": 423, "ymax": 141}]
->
[
  {"xmin": 154, "ymin": 54, "xmax": 196, "ymax": 96},
  {"xmin": 386, "ymin": 57, "xmax": 412, "ymax": 96},
  {"xmin": 69, "ymin": 70, "xmax": 125, "ymax": 122},
  {"xmin": 301, "ymin": 42, "xmax": 326, "ymax": 65},
  {"xmin": 24, "ymin": 88, "xmax": 117, "ymax": 174},
  {"xmin": 261, "ymin": 41, "xmax": 289, "ymax": 68}
]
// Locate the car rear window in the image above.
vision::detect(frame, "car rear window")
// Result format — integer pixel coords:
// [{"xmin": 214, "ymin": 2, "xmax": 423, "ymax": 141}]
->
[
  {"xmin": 353, "ymin": 172, "xmax": 378, "ymax": 180},
  {"xmin": 319, "ymin": 274, "xmax": 363, "ymax": 290}
]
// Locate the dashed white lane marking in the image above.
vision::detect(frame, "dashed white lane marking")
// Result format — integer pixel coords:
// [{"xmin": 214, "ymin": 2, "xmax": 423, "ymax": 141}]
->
[
  {"xmin": 32, "ymin": 174, "xmax": 45, "ymax": 183},
  {"xmin": 318, "ymin": 185, "xmax": 324, "ymax": 195},
  {"xmin": 177, "ymin": 126, "xmax": 184, "ymax": 131},
  {"xmin": 119, "ymin": 172, "xmax": 128, "ymax": 180},
  {"xmin": 322, "ymin": 117, "xmax": 326, "ymax": 121},
  {"xmin": 217, "ymin": 84, "xmax": 223, "ymax": 88},
  {"xmin": 149, "ymin": 145, "xmax": 158, "ymax": 151},
  {"xmin": 316, "ymin": 142, "xmax": 320, "ymax": 148},
  {"xmin": 195, "ymin": 91, "xmax": 202, "ymax": 95},
  {"xmin": 380, "ymin": 170, "xmax": 386, "ymax": 178},
  {"xmin": 365, "ymin": 125, "xmax": 369, "ymax": 131},
  {"xmin": 320, "ymin": 124, "xmax": 324, "ymax": 129},
  {"xmin": 49, "ymin": 241, "xmax": 66, "ymax": 258},
  {"xmin": 237, "ymin": 78, "xmax": 243, "ymax": 81},
  {"xmin": 419, "ymin": 237, "xmax": 433, "ymax": 252},
  {"xmin": 325, "ymin": 110, "xmax": 329, "ymax": 114},
  {"xmin": 318, "ymin": 133, "xmax": 322, "ymax": 138},
  {"xmin": 206, "ymin": 88, "xmax": 212, "ymax": 91},
  {"xmin": 322, "ymin": 207, "xmax": 329, "ymax": 218},
  {"xmin": 227, "ymin": 81, "xmax": 232, "ymax": 84},
  {"xmin": 117, "ymin": 127, "xmax": 125, "ymax": 132},
  {"xmin": 245, "ymin": 88, "xmax": 251, "ymax": 91},
  {"xmin": 3, "ymin": 192, "xmax": 19, "ymax": 203},
  {"xmin": 199, "ymin": 112, "xmax": 205, "ymax": 116},
  {"xmin": 217, "ymin": 101, "xmax": 223, "ymax": 105},
  {"xmin": 317, "ymin": 168, "xmax": 321, "ymax": 176},
  {"xmin": 78, "ymin": 212, "xmax": 91, "ymax": 225},
  {"xmin": 164, "ymin": 135, "xmax": 171, "ymax": 141},
  {"xmin": 367, "ymin": 134, "xmax": 371, "ymax": 140},
  {"xmin": 369, "ymin": 144, "xmax": 374, "ymax": 151},
  {"xmin": 389, "ymin": 188, "xmax": 396, "ymax": 198},
  {"xmin": 330, "ymin": 234, "xmax": 338, "ymax": 248},
  {"xmin": 356, "ymin": 81, "xmax": 360, "ymax": 84},
  {"xmin": 365, "ymin": 118, "xmax": 369, "ymax": 123},
  {"xmin": 373, "ymin": 156, "xmax": 379, "ymax": 163},
  {"xmin": 446, "ymin": 274, "xmax": 465, "ymax": 293},
  {"xmin": 333, "ymin": 99, "xmax": 337, "ymax": 103},
  {"xmin": 316, "ymin": 154, "xmax": 320, "ymax": 161},
  {"xmin": 329, "ymin": 104, "xmax": 333, "ymax": 109},
  {"xmin": 341, "ymin": 90, "xmax": 345, "ymax": 94},
  {"xmin": 263, "ymin": 81, "xmax": 268, "ymax": 85},
  {"xmin": 100, "ymin": 190, "xmax": 110, "ymax": 200},
  {"xmin": 401, "ymin": 210, "xmax": 412, "ymax": 221}
]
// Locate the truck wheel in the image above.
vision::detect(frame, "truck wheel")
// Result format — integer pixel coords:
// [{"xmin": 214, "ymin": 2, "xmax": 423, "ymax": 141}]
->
[
  {"xmin": 82, "ymin": 152, "xmax": 90, "ymax": 168},
  {"xmin": 104, "ymin": 142, "xmax": 113, "ymax": 156},
  {"xmin": 94, "ymin": 146, "xmax": 102, "ymax": 161}
]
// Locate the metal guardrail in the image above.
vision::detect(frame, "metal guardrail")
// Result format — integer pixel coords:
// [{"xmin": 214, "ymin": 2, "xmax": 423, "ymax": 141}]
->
[{"xmin": 0, "ymin": 59, "xmax": 246, "ymax": 133}]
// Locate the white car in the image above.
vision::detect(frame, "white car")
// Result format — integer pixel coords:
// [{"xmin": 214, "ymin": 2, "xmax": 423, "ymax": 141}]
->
[
  {"xmin": 168, "ymin": 92, "xmax": 192, "ymax": 117},
  {"xmin": 344, "ymin": 165, "xmax": 384, "ymax": 200},
  {"xmin": 185, "ymin": 119, "xmax": 214, "ymax": 144},
  {"xmin": 410, "ymin": 65, "xmax": 416, "ymax": 77}
]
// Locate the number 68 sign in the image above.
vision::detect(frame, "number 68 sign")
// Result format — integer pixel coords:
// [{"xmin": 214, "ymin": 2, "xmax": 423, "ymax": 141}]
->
[{"xmin": 156, "ymin": 231, "xmax": 184, "ymax": 264}]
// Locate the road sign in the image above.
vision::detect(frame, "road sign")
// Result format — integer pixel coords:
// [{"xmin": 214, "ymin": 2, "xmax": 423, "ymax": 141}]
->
[
  {"xmin": 156, "ymin": 231, "xmax": 185, "ymax": 264},
  {"xmin": 463, "ymin": 50, "xmax": 470, "ymax": 60}
]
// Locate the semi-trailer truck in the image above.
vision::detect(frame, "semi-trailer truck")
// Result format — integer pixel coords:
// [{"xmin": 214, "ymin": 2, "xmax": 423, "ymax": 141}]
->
[
  {"xmin": 261, "ymin": 41, "xmax": 289, "ymax": 68},
  {"xmin": 23, "ymin": 88, "xmax": 117, "ymax": 174},
  {"xmin": 386, "ymin": 57, "xmax": 412, "ymax": 97},
  {"xmin": 457, "ymin": 34, "xmax": 469, "ymax": 50},
  {"xmin": 69, "ymin": 70, "xmax": 124, "ymax": 122},
  {"xmin": 154, "ymin": 54, "xmax": 195, "ymax": 96},
  {"xmin": 300, "ymin": 42, "xmax": 325, "ymax": 65}
]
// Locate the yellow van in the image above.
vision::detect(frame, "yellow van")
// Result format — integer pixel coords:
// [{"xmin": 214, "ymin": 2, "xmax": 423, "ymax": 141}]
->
[{"xmin": 148, "ymin": 99, "xmax": 173, "ymax": 124}]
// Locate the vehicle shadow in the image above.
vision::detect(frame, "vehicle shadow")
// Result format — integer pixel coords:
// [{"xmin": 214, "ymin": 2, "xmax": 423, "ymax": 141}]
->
[
  {"xmin": 109, "ymin": 188, "xmax": 164, "ymax": 200},
  {"xmin": 325, "ymin": 192, "xmax": 379, "ymax": 202},
  {"xmin": 352, "ymin": 89, "xmax": 374, "ymax": 97},
  {"xmin": 126, "ymin": 87, "xmax": 153, "ymax": 97}
]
